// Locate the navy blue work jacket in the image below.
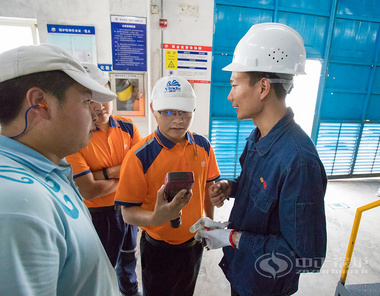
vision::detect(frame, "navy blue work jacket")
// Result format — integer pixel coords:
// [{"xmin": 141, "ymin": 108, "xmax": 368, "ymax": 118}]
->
[{"xmin": 220, "ymin": 108, "xmax": 327, "ymax": 296}]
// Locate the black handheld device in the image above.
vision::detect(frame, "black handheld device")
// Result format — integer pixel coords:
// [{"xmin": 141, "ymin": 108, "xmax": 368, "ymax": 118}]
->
[{"xmin": 164, "ymin": 171, "xmax": 195, "ymax": 228}]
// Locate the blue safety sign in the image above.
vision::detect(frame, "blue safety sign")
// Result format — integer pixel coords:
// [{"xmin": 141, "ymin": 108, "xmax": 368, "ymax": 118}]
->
[
  {"xmin": 47, "ymin": 24, "xmax": 95, "ymax": 35},
  {"xmin": 111, "ymin": 15, "xmax": 147, "ymax": 72}
]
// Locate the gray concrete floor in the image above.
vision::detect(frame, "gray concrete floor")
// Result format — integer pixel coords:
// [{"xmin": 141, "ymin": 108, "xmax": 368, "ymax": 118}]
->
[{"xmin": 134, "ymin": 178, "xmax": 380, "ymax": 295}]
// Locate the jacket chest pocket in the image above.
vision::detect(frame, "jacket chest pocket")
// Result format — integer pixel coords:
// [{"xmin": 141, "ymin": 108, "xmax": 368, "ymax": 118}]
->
[{"xmin": 244, "ymin": 182, "xmax": 277, "ymax": 233}]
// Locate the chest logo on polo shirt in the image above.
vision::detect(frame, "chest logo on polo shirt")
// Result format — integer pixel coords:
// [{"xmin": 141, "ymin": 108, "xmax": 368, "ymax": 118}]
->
[
  {"xmin": 0, "ymin": 166, "xmax": 79, "ymax": 219},
  {"xmin": 260, "ymin": 177, "xmax": 267, "ymax": 190},
  {"xmin": 201, "ymin": 161, "xmax": 206, "ymax": 167}
]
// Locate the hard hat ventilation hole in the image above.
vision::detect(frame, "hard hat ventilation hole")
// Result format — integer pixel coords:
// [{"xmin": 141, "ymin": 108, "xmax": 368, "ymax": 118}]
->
[{"xmin": 268, "ymin": 48, "xmax": 288, "ymax": 63}]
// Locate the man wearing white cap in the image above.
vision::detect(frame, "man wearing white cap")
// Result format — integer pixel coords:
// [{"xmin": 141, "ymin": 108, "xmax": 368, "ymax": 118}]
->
[
  {"xmin": 66, "ymin": 64, "xmax": 142, "ymax": 296},
  {"xmin": 191, "ymin": 23, "xmax": 327, "ymax": 295},
  {"xmin": 115, "ymin": 75, "xmax": 220, "ymax": 296},
  {"xmin": 0, "ymin": 44, "xmax": 119, "ymax": 295}
]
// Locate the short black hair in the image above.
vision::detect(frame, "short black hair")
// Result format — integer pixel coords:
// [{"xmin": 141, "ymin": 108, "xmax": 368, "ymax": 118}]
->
[
  {"xmin": 0, "ymin": 71, "xmax": 76, "ymax": 125},
  {"xmin": 247, "ymin": 72, "xmax": 287, "ymax": 100}
]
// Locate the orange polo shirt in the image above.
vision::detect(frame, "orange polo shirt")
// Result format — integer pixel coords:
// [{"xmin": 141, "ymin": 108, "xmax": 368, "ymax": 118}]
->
[
  {"xmin": 115, "ymin": 127, "xmax": 220, "ymax": 245},
  {"xmin": 66, "ymin": 115, "xmax": 142, "ymax": 208}
]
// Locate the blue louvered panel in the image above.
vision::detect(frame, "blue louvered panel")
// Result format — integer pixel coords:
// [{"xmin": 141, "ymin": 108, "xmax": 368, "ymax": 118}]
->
[
  {"xmin": 211, "ymin": 119, "xmax": 255, "ymax": 179},
  {"xmin": 210, "ymin": 83, "xmax": 235, "ymax": 117},
  {"xmin": 211, "ymin": 120, "xmax": 238, "ymax": 179},
  {"xmin": 316, "ymin": 122, "xmax": 360, "ymax": 176},
  {"xmin": 316, "ymin": 124, "xmax": 339, "ymax": 176},
  {"xmin": 237, "ymin": 121, "xmax": 254, "ymax": 155},
  {"xmin": 236, "ymin": 121, "xmax": 256, "ymax": 176},
  {"xmin": 353, "ymin": 123, "xmax": 380, "ymax": 175}
]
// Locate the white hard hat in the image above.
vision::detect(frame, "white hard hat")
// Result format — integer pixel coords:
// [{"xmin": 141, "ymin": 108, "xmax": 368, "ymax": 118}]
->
[
  {"xmin": 151, "ymin": 76, "xmax": 196, "ymax": 112},
  {"xmin": 0, "ymin": 44, "xmax": 116, "ymax": 103},
  {"xmin": 82, "ymin": 63, "xmax": 109, "ymax": 85},
  {"xmin": 223, "ymin": 22, "xmax": 306, "ymax": 75}
]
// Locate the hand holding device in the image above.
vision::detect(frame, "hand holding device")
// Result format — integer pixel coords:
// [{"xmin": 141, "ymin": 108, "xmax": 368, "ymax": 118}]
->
[{"xmin": 164, "ymin": 171, "xmax": 194, "ymax": 228}]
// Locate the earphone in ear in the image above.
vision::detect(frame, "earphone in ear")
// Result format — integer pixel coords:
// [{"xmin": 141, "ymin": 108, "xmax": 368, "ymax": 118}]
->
[
  {"xmin": 10, "ymin": 103, "xmax": 47, "ymax": 139},
  {"xmin": 38, "ymin": 102, "xmax": 47, "ymax": 110}
]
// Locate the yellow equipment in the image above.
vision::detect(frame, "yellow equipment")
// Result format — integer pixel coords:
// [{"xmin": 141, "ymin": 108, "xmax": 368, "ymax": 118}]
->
[{"xmin": 335, "ymin": 199, "xmax": 380, "ymax": 296}]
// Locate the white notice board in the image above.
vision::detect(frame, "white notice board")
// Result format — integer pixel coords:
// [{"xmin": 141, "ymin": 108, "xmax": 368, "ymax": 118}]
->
[
  {"xmin": 163, "ymin": 43, "xmax": 212, "ymax": 84},
  {"xmin": 47, "ymin": 24, "xmax": 97, "ymax": 64}
]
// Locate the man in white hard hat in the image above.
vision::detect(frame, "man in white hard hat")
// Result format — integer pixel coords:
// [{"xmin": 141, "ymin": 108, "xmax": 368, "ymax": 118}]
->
[
  {"xmin": 66, "ymin": 64, "xmax": 142, "ymax": 296},
  {"xmin": 115, "ymin": 75, "xmax": 220, "ymax": 296},
  {"xmin": 0, "ymin": 44, "xmax": 119, "ymax": 295},
  {"xmin": 191, "ymin": 23, "xmax": 327, "ymax": 296}
]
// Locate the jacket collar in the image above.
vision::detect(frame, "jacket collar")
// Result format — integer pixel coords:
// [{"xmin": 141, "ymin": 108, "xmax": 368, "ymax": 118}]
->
[{"xmin": 248, "ymin": 107, "xmax": 295, "ymax": 156}]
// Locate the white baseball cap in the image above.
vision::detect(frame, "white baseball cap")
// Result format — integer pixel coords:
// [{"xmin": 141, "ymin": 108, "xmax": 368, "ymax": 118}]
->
[
  {"xmin": 151, "ymin": 75, "xmax": 196, "ymax": 112},
  {"xmin": 0, "ymin": 44, "xmax": 116, "ymax": 103},
  {"xmin": 82, "ymin": 63, "xmax": 109, "ymax": 85}
]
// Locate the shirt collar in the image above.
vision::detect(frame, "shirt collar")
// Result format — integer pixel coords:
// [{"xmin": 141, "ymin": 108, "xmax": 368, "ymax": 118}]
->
[
  {"xmin": 0, "ymin": 135, "xmax": 71, "ymax": 178},
  {"xmin": 249, "ymin": 107, "xmax": 295, "ymax": 156},
  {"xmin": 95, "ymin": 115, "xmax": 117, "ymax": 131},
  {"xmin": 154, "ymin": 126, "xmax": 192, "ymax": 149},
  {"xmin": 109, "ymin": 115, "xmax": 118, "ymax": 127}
]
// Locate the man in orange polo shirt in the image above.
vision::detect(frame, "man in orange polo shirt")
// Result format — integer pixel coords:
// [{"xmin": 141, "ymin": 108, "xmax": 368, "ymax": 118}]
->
[
  {"xmin": 66, "ymin": 64, "xmax": 142, "ymax": 296},
  {"xmin": 115, "ymin": 75, "xmax": 220, "ymax": 296}
]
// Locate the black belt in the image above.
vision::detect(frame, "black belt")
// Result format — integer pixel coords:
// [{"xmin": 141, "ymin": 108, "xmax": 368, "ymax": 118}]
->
[
  {"xmin": 143, "ymin": 231, "xmax": 198, "ymax": 249},
  {"xmin": 88, "ymin": 206, "xmax": 116, "ymax": 213}
]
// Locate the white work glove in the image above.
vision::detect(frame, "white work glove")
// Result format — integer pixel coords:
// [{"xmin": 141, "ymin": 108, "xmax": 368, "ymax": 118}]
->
[
  {"xmin": 189, "ymin": 217, "xmax": 228, "ymax": 233},
  {"xmin": 195, "ymin": 229, "xmax": 233, "ymax": 249}
]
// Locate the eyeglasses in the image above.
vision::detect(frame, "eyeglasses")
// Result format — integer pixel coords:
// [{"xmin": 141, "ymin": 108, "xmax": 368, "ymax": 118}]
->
[{"xmin": 158, "ymin": 110, "xmax": 193, "ymax": 119}]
